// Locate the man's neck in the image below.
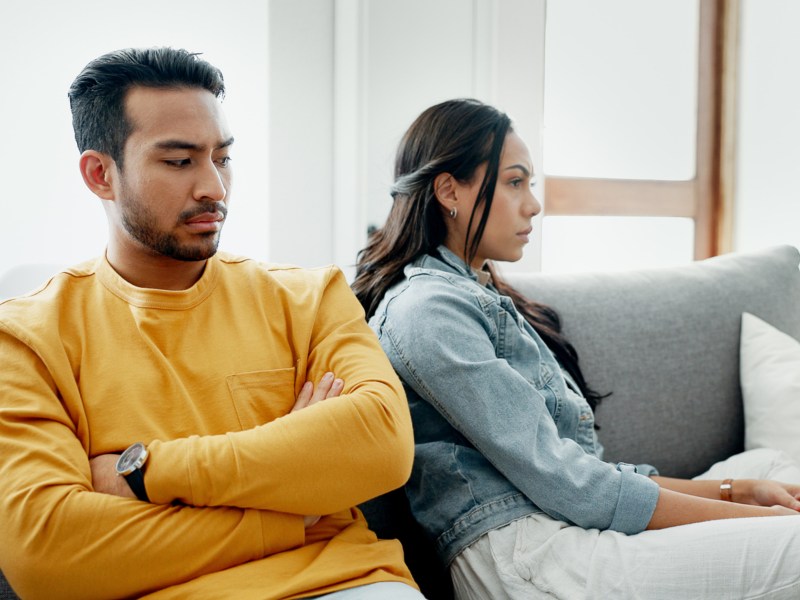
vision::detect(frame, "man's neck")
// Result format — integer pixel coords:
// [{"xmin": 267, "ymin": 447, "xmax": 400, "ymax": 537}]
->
[{"xmin": 105, "ymin": 247, "xmax": 208, "ymax": 291}]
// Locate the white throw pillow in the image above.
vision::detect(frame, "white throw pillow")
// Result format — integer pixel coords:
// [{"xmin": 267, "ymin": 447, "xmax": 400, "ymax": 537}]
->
[{"xmin": 740, "ymin": 312, "xmax": 800, "ymax": 461}]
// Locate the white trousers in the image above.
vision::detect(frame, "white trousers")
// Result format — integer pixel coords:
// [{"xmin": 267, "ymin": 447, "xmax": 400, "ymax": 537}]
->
[
  {"xmin": 451, "ymin": 448, "xmax": 800, "ymax": 600},
  {"xmin": 311, "ymin": 582, "xmax": 426, "ymax": 599}
]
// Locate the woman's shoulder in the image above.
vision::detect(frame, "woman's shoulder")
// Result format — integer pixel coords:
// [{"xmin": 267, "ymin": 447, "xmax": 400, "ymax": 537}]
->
[
  {"xmin": 406, "ymin": 260, "xmax": 487, "ymax": 295},
  {"xmin": 376, "ymin": 262, "xmax": 498, "ymax": 329}
]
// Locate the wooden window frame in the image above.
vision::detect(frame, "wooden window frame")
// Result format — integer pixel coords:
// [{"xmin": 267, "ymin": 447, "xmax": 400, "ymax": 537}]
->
[{"xmin": 543, "ymin": 0, "xmax": 739, "ymax": 260}]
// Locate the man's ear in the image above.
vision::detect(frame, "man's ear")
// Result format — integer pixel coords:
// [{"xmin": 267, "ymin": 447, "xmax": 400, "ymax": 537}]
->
[
  {"xmin": 79, "ymin": 150, "xmax": 117, "ymax": 200},
  {"xmin": 433, "ymin": 172, "xmax": 457, "ymax": 212}
]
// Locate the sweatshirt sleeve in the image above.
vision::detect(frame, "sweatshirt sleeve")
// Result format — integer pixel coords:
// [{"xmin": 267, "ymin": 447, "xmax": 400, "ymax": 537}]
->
[
  {"xmin": 0, "ymin": 332, "xmax": 305, "ymax": 600},
  {"xmin": 145, "ymin": 267, "xmax": 415, "ymax": 516},
  {"xmin": 376, "ymin": 276, "xmax": 659, "ymax": 535}
]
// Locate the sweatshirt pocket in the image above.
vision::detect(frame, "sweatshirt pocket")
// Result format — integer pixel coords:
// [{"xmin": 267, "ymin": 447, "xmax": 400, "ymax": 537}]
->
[{"xmin": 226, "ymin": 367, "xmax": 296, "ymax": 430}]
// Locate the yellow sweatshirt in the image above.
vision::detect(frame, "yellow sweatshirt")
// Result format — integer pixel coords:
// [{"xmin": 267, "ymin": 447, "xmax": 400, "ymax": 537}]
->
[{"xmin": 0, "ymin": 253, "xmax": 415, "ymax": 599}]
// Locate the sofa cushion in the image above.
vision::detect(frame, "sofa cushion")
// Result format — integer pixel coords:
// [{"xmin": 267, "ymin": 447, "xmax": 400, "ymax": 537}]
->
[
  {"xmin": 741, "ymin": 312, "xmax": 800, "ymax": 463},
  {"xmin": 506, "ymin": 245, "xmax": 800, "ymax": 478}
]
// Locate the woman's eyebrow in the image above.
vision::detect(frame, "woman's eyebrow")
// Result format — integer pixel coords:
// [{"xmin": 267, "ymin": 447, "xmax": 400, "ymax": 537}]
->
[{"xmin": 504, "ymin": 163, "xmax": 532, "ymax": 177}]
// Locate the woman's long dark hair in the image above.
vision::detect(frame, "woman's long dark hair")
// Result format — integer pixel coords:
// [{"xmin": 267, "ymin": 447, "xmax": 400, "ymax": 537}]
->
[{"xmin": 353, "ymin": 98, "xmax": 604, "ymax": 410}]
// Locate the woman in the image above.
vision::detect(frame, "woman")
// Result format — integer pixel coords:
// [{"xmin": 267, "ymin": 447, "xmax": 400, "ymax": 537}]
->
[{"xmin": 353, "ymin": 98, "xmax": 800, "ymax": 599}]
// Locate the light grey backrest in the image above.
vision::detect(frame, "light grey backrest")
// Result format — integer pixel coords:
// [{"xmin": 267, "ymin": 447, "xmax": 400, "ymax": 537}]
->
[
  {"xmin": 0, "ymin": 264, "xmax": 65, "ymax": 301},
  {"xmin": 506, "ymin": 245, "xmax": 800, "ymax": 478}
]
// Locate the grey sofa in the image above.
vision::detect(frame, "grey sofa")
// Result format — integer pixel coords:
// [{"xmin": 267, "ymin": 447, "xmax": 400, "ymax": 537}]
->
[{"xmin": 3, "ymin": 245, "xmax": 799, "ymax": 599}]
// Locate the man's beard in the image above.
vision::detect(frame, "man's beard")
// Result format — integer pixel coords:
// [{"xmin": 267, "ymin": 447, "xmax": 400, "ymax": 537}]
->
[{"xmin": 118, "ymin": 186, "xmax": 226, "ymax": 262}]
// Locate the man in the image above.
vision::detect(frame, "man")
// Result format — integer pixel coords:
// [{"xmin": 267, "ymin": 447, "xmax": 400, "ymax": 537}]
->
[{"xmin": 0, "ymin": 47, "xmax": 422, "ymax": 599}]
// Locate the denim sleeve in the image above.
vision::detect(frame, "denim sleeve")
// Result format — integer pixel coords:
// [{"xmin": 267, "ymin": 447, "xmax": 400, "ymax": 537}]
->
[
  {"xmin": 635, "ymin": 463, "xmax": 659, "ymax": 477},
  {"xmin": 376, "ymin": 276, "xmax": 659, "ymax": 534}
]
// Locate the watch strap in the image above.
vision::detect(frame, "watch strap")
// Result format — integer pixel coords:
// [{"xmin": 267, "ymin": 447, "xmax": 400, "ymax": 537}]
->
[{"xmin": 124, "ymin": 468, "xmax": 150, "ymax": 502}]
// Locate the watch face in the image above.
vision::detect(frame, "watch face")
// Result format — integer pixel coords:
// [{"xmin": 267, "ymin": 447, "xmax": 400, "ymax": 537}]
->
[{"xmin": 116, "ymin": 442, "xmax": 148, "ymax": 476}]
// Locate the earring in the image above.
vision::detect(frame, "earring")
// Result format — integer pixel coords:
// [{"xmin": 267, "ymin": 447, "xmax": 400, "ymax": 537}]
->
[{"xmin": 449, "ymin": 206, "xmax": 458, "ymax": 219}]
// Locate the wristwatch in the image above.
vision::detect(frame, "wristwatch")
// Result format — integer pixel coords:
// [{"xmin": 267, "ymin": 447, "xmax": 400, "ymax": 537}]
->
[{"xmin": 115, "ymin": 442, "xmax": 150, "ymax": 502}]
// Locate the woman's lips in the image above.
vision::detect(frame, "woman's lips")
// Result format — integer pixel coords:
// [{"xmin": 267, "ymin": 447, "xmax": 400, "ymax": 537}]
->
[{"xmin": 517, "ymin": 226, "xmax": 533, "ymax": 242}]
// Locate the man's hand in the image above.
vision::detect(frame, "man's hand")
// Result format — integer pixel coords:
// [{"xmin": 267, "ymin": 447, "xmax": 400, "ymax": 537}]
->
[
  {"xmin": 293, "ymin": 372, "xmax": 344, "ymax": 528},
  {"xmin": 90, "ymin": 454, "xmax": 135, "ymax": 498},
  {"xmin": 291, "ymin": 371, "xmax": 344, "ymax": 413}
]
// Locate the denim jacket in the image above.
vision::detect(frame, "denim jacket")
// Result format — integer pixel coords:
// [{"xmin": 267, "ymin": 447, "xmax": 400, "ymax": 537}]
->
[{"xmin": 369, "ymin": 247, "xmax": 660, "ymax": 565}]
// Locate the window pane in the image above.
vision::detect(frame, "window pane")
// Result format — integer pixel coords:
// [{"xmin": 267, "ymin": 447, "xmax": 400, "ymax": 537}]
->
[
  {"xmin": 735, "ymin": 0, "xmax": 800, "ymax": 252},
  {"xmin": 541, "ymin": 216, "xmax": 695, "ymax": 273},
  {"xmin": 543, "ymin": 0, "xmax": 699, "ymax": 181}
]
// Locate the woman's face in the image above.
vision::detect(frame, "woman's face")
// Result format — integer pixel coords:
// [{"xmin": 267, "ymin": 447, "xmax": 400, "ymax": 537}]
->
[{"xmin": 446, "ymin": 131, "xmax": 542, "ymax": 269}]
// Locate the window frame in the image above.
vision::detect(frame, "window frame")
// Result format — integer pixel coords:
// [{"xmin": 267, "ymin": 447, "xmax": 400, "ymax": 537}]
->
[{"xmin": 542, "ymin": 0, "xmax": 739, "ymax": 260}]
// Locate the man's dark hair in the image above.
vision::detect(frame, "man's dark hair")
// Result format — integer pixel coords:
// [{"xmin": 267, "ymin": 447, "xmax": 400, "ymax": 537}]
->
[{"xmin": 68, "ymin": 47, "xmax": 225, "ymax": 169}]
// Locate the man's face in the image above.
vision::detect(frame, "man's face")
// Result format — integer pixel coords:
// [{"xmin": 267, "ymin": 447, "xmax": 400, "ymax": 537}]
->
[{"xmin": 111, "ymin": 86, "xmax": 234, "ymax": 262}]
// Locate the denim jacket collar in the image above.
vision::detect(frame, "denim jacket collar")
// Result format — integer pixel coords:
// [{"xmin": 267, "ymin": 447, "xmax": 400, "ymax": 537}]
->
[{"xmin": 417, "ymin": 245, "xmax": 488, "ymax": 285}]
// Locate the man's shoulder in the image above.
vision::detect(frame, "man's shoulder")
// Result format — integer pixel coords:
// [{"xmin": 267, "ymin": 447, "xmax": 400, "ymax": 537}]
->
[
  {"xmin": 0, "ymin": 258, "xmax": 100, "ymax": 307},
  {"xmin": 0, "ymin": 257, "xmax": 102, "ymax": 339},
  {"xmin": 215, "ymin": 252, "xmax": 343, "ymax": 289}
]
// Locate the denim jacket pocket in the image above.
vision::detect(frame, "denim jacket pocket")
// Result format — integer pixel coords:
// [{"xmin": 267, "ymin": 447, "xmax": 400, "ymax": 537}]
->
[{"xmin": 226, "ymin": 367, "xmax": 296, "ymax": 430}]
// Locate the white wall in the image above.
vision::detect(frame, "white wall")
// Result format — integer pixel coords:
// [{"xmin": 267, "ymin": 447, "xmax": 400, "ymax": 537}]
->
[
  {"xmin": 265, "ymin": 0, "xmax": 546, "ymax": 274},
  {"xmin": 734, "ymin": 0, "xmax": 800, "ymax": 252},
  {"xmin": 1, "ymin": 0, "xmax": 545, "ymax": 283},
  {"xmin": 328, "ymin": 0, "xmax": 547, "ymax": 274},
  {"xmin": 266, "ymin": 0, "xmax": 334, "ymax": 266},
  {"xmin": 4, "ymin": 1, "xmax": 788, "ymax": 287},
  {"xmin": 0, "ymin": 0, "xmax": 270, "ymax": 278}
]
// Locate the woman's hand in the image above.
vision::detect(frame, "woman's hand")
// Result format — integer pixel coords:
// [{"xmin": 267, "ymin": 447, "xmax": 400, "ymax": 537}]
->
[
  {"xmin": 769, "ymin": 505, "xmax": 800, "ymax": 516},
  {"xmin": 738, "ymin": 479, "xmax": 800, "ymax": 511}
]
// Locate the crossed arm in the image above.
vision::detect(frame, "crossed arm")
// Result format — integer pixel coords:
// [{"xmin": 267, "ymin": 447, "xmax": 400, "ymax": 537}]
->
[
  {"xmin": 90, "ymin": 371, "xmax": 346, "ymax": 529},
  {"xmin": 0, "ymin": 339, "xmax": 309, "ymax": 600}
]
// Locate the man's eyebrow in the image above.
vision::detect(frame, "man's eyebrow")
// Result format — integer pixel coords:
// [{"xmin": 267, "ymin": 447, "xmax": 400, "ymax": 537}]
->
[
  {"xmin": 154, "ymin": 136, "xmax": 235, "ymax": 151},
  {"xmin": 504, "ymin": 163, "xmax": 532, "ymax": 177}
]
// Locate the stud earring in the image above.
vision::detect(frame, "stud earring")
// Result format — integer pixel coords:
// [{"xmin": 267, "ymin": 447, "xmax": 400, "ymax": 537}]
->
[{"xmin": 449, "ymin": 207, "xmax": 457, "ymax": 219}]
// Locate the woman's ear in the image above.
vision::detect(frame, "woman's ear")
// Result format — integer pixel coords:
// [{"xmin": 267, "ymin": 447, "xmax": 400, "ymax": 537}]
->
[
  {"xmin": 79, "ymin": 150, "xmax": 117, "ymax": 201},
  {"xmin": 433, "ymin": 172, "xmax": 457, "ymax": 212}
]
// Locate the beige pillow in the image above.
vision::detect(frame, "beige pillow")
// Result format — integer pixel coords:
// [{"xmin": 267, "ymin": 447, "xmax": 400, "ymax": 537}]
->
[{"xmin": 741, "ymin": 312, "xmax": 800, "ymax": 461}]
